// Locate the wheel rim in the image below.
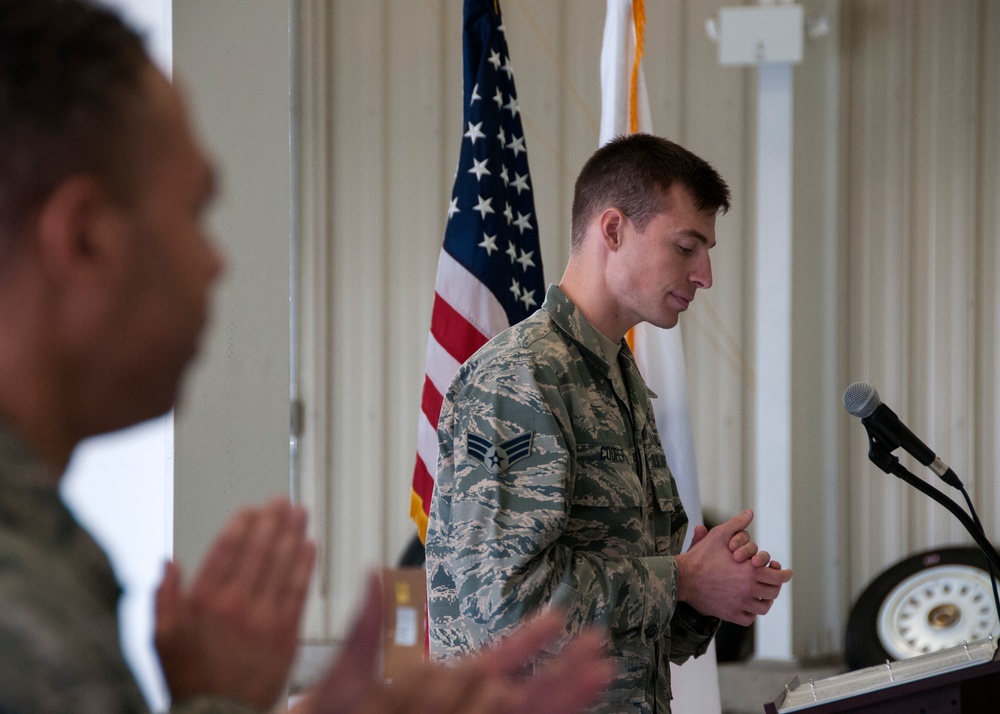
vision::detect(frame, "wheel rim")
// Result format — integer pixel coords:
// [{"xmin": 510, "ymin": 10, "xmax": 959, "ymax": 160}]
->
[{"xmin": 877, "ymin": 564, "xmax": 1000, "ymax": 660}]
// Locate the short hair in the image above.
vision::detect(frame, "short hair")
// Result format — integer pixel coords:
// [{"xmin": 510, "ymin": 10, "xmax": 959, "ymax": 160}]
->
[
  {"xmin": 0, "ymin": 0, "xmax": 149, "ymax": 257},
  {"xmin": 570, "ymin": 133, "xmax": 731, "ymax": 249}
]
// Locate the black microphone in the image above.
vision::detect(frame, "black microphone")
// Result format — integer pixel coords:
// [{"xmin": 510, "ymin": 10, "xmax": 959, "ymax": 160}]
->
[{"xmin": 843, "ymin": 382, "xmax": 963, "ymax": 489}]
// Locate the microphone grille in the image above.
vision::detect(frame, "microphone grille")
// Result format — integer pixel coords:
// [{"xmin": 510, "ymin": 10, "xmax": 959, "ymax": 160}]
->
[{"xmin": 843, "ymin": 382, "xmax": 881, "ymax": 418}]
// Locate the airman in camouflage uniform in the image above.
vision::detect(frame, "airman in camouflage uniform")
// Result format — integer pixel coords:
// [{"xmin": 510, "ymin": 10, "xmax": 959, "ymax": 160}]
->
[
  {"xmin": 427, "ymin": 284, "xmax": 718, "ymax": 711},
  {"xmin": 426, "ymin": 134, "xmax": 793, "ymax": 713}
]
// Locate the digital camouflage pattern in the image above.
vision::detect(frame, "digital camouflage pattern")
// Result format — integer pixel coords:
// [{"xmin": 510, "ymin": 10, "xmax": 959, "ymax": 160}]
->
[
  {"xmin": 0, "ymin": 424, "xmax": 254, "ymax": 714},
  {"xmin": 426, "ymin": 285, "xmax": 718, "ymax": 714}
]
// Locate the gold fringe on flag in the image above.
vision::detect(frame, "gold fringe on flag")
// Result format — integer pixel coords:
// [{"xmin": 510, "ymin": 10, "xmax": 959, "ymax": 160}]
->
[
  {"xmin": 628, "ymin": 0, "xmax": 646, "ymax": 134},
  {"xmin": 625, "ymin": 0, "xmax": 647, "ymax": 349}
]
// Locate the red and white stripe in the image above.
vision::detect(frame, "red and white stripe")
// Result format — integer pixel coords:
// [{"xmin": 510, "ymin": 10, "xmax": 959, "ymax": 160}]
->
[{"xmin": 411, "ymin": 249, "xmax": 509, "ymax": 541}]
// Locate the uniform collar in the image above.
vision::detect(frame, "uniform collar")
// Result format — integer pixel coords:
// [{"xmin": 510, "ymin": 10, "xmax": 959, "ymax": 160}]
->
[
  {"xmin": 541, "ymin": 285, "xmax": 657, "ymax": 425},
  {"xmin": 542, "ymin": 285, "xmax": 620, "ymax": 374}
]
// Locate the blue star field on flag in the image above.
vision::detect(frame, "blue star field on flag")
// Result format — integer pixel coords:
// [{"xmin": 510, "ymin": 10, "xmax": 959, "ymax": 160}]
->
[{"xmin": 444, "ymin": 0, "xmax": 544, "ymax": 325}]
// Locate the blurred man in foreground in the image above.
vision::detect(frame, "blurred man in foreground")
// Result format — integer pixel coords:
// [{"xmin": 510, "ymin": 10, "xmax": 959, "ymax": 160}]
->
[{"xmin": 0, "ymin": 1, "xmax": 611, "ymax": 712}]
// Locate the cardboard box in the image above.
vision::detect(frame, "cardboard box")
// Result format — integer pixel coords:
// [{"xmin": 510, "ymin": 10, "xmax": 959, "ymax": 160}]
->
[{"xmin": 380, "ymin": 566, "xmax": 427, "ymax": 683}]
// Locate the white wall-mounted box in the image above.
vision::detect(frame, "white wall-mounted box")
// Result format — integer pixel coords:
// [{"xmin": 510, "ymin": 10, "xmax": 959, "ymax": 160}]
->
[{"xmin": 718, "ymin": 4, "xmax": 804, "ymax": 66}]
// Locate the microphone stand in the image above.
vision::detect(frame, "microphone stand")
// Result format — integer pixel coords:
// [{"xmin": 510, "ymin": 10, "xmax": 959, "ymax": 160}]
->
[
  {"xmin": 865, "ymin": 434, "xmax": 1000, "ymax": 574},
  {"xmin": 857, "ymin": 411, "xmax": 1000, "ymax": 654}
]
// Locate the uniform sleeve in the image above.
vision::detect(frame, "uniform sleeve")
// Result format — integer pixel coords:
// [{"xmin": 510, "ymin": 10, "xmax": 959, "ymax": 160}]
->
[
  {"xmin": 0, "ymin": 618, "xmax": 261, "ymax": 714},
  {"xmin": 437, "ymin": 352, "xmax": 684, "ymax": 649},
  {"xmin": 0, "ymin": 583, "xmax": 153, "ymax": 714},
  {"xmin": 667, "ymin": 602, "xmax": 720, "ymax": 663}
]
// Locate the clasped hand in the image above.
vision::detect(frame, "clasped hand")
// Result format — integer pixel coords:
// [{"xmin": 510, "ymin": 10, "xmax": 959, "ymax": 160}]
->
[{"xmin": 674, "ymin": 509, "xmax": 793, "ymax": 626}]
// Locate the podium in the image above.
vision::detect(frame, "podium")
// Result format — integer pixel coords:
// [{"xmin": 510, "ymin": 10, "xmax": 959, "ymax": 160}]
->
[{"xmin": 764, "ymin": 638, "xmax": 1000, "ymax": 713}]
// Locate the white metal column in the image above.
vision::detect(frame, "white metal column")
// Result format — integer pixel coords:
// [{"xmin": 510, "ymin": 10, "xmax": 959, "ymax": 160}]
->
[
  {"xmin": 752, "ymin": 62, "xmax": 795, "ymax": 660},
  {"xmin": 172, "ymin": 0, "xmax": 293, "ymax": 568},
  {"xmin": 715, "ymin": 3, "xmax": 804, "ymax": 661}
]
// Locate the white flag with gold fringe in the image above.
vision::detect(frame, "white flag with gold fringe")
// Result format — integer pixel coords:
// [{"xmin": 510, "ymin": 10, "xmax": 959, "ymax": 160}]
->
[{"xmin": 599, "ymin": 2, "xmax": 722, "ymax": 712}]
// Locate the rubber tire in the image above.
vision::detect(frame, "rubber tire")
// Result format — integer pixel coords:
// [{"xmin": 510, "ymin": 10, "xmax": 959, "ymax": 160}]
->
[{"xmin": 845, "ymin": 546, "xmax": 997, "ymax": 670}]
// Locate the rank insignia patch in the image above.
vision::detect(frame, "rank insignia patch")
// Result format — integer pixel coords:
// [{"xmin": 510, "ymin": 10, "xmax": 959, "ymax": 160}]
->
[{"xmin": 467, "ymin": 431, "xmax": 534, "ymax": 474}]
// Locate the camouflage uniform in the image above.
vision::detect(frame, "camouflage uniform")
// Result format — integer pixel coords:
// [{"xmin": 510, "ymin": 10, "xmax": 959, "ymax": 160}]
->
[
  {"xmin": 426, "ymin": 285, "xmax": 718, "ymax": 714},
  {"xmin": 0, "ymin": 424, "xmax": 255, "ymax": 714}
]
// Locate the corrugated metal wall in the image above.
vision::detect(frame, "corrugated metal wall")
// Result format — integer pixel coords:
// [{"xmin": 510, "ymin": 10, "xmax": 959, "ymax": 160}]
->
[
  {"xmin": 842, "ymin": 0, "xmax": 1000, "ymax": 609},
  {"xmin": 294, "ymin": 0, "xmax": 1000, "ymax": 659}
]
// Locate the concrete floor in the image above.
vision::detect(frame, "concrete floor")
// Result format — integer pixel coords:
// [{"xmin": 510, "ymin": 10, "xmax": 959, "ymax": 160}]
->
[
  {"xmin": 291, "ymin": 643, "xmax": 848, "ymax": 713},
  {"xmin": 718, "ymin": 658, "xmax": 846, "ymax": 714},
  {"xmin": 291, "ymin": 645, "xmax": 846, "ymax": 714}
]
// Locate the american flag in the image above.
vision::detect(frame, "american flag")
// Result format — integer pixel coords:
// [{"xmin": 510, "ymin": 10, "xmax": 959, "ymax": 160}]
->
[{"xmin": 410, "ymin": 0, "xmax": 544, "ymax": 542}]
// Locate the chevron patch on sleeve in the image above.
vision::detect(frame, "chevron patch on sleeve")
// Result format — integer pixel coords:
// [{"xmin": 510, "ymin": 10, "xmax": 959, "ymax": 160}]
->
[{"xmin": 467, "ymin": 431, "xmax": 534, "ymax": 474}]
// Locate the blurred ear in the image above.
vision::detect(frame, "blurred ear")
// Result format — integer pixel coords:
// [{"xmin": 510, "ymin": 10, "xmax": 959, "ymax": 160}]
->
[{"xmin": 35, "ymin": 175, "xmax": 131, "ymax": 295}]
